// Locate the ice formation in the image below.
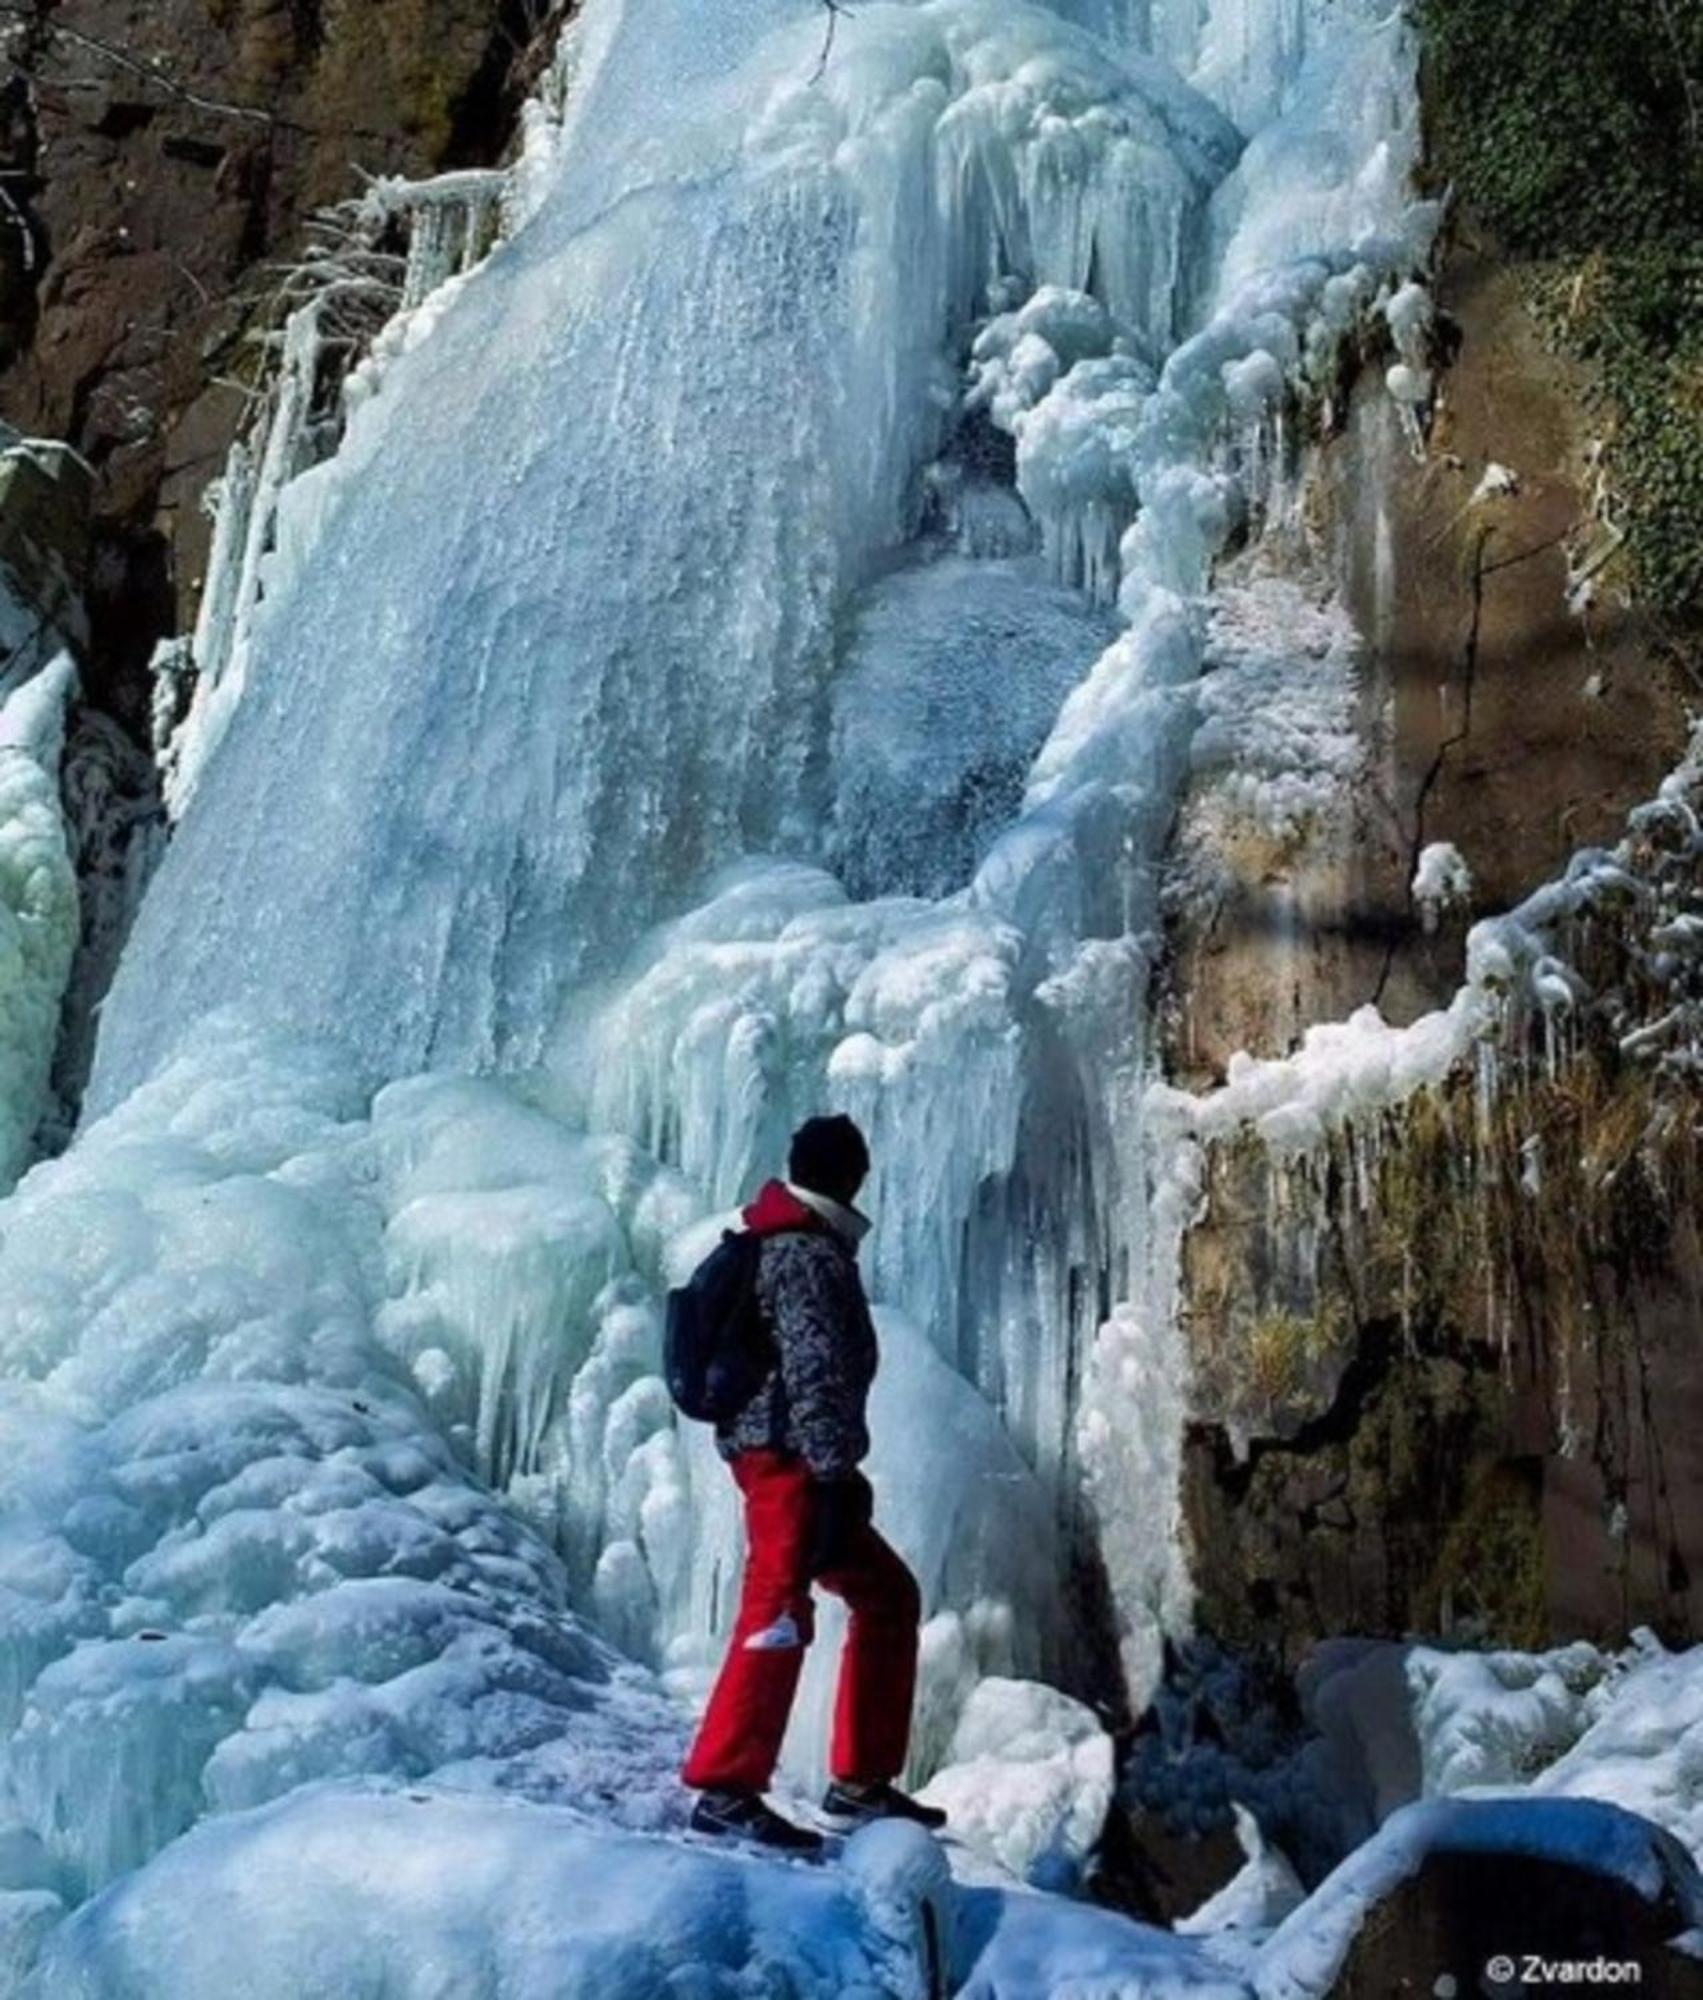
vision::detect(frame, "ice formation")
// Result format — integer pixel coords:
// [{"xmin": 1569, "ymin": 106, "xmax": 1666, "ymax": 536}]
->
[
  {"xmin": 1411, "ymin": 839, "xmax": 1472, "ymax": 932},
  {"xmin": 1470, "ymin": 461, "xmax": 1521, "ymax": 506},
  {"xmin": 1156, "ymin": 719, "xmax": 1703, "ymax": 1164},
  {"xmin": 0, "ymin": 1027, "xmax": 686, "ymax": 1905},
  {"xmin": 0, "ymin": 0, "xmax": 1453, "ymax": 1985},
  {"xmin": 1185, "ymin": 575, "xmax": 1363, "ymax": 847},
  {"xmin": 917, "ymin": 1677, "xmax": 1115, "ymax": 1887},
  {"xmin": 1177, "ymin": 1806, "xmax": 1305, "ymax": 1938},
  {"xmin": 1411, "ymin": 1634, "xmax": 1703, "ymax": 1865},
  {"xmin": 827, "ymin": 558, "xmax": 1119, "ymax": 899},
  {"xmin": 93, "ymin": 0, "xmax": 1431, "ymax": 1105},
  {"xmin": 0, "ymin": 653, "xmax": 79, "ymax": 1189},
  {"xmin": 36, "ymin": 1794, "xmax": 954, "ymax": 2000}
]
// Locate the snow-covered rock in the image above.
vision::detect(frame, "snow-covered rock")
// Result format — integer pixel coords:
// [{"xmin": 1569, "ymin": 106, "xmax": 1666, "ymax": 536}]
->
[
  {"xmin": 1256, "ymin": 1796, "xmax": 1703, "ymax": 2000},
  {"xmin": 919, "ymin": 1677, "xmax": 1115, "ymax": 1886},
  {"xmin": 32, "ymin": 1788, "xmax": 945, "ymax": 2000},
  {"xmin": 1177, "ymin": 1804, "xmax": 1306, "ymax": 1938}
]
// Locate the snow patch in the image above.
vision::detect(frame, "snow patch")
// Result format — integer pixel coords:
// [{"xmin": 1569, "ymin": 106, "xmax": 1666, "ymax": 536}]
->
[
  {"xmin": 1411, "ymin": 841, "xmax": 1472, "ymax": 932},
  {"xmin": 918, "ymin": 1677, "xmax": 1114, "ymax": 1887}
]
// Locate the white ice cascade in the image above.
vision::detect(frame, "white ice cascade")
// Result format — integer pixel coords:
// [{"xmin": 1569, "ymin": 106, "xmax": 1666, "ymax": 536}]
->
[{"xmin": 0, "ymin": 0, "xmax": 1431, "ymax": 1971}]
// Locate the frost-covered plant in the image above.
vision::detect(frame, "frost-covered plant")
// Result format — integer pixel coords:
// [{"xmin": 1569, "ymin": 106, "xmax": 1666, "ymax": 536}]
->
[
  {"xmin": 153, "ymin": 152, "xmax": 517, "ymax": 814},
  {"xmin": 1243, "ymin": 1306, "xmax": 1347, "ymax": 1412}
]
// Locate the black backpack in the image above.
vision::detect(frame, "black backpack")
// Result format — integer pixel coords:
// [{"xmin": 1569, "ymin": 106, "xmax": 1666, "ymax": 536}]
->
[{"xmin": 664, "ymin": 1229, "xmax": 773, "ymax": 1423}]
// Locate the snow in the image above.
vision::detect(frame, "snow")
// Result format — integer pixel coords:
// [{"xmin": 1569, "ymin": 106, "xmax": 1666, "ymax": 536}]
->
[
  {"xmin": 1530, "ymin": 1647, "xmax": 1703, "ymax": 1861},
  {"xmin": 1156, "ymin": 722, "xmax": 1703, "ymax": 1160},
  {"xmin": 1153, "ymin": 994, "xmax": 1487, "ymax": 1158},
  {"xmin": 72, "ymin": 1765, "xmax": 1703, "ymax": 2000},
  {"xmin": 1408, "ymin": 1642, "xmax": 1617, "ymax": 1798},
  {"xmin": 1471, "ymin": 461, "xmax": 1521, "ymax": 505},
  {"xmin": 1413, "ymin": 1634, "xmax": 1703, "ymax": 1868},
  {"xmin": 1411, "ymin": 840, "xmax": 1472, "ymax": 931},
  {"xmin": 954, "ymin": 1889, "xmax": 1247, "ymax": 2000},
  {"xmin": 33, "ymin": 1786, "xmax": 950, "ymax": 2000},
  {"xmin": 917, "ymin": 1677, "xmax": 1115, "ymax": 1887},
  {"xmin": 1179, "ymin": 1805, "xmax": 1306, "ymax": 1937}
]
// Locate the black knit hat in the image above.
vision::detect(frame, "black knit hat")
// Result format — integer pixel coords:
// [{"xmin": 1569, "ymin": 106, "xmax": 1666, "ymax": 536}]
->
[{"xmin": 788, "ymin": 1114, "xmax": 870, "ymax": 1205}]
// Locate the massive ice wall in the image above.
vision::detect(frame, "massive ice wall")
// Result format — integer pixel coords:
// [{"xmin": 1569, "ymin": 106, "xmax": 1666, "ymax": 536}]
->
[
  {"xmin": 86, "ymin": 0, "xmax": 1431, "ymax": 1713},
  {"xmin": 90, "ymin": 0, "xmax": 1237, "ymax": 1103}
]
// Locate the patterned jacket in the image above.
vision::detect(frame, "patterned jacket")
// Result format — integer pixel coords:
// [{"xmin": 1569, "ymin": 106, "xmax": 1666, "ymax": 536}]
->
[{"xmin": 716, "ymin": 1179, "xmax": 878, "ymax": 1479}]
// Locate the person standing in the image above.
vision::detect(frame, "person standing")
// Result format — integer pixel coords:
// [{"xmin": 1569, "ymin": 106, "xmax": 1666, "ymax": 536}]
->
[{"xmin": 682, "ymin": 1114, "xmax": 946, "ymax": 1852}]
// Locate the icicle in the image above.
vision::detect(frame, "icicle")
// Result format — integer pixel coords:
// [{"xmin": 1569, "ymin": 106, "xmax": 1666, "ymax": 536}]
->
[{"xmin": 157, "ymin": 303, "xmax": 325, "ymax": 816}]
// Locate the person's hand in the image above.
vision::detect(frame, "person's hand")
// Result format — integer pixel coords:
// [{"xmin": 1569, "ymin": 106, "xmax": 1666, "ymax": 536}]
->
[{"xmin": 807, "ymin": 1471, "xmax": 873, "ymax": 1576}]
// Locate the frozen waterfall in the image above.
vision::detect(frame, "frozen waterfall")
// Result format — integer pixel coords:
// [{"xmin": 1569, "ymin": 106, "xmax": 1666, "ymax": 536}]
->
[{"xmin": 0, "ymin": 0, "xmax": 1432, "ymax": 1980}]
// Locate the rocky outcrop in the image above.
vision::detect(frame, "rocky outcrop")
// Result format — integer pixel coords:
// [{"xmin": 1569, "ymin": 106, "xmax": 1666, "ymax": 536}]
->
[
  {"xmin": 1, "ymin": 0, "xmax": 557, "ymax": 724},
  {"xmin": 1161, "ymin": 213, "xmax": 1700, "ymax": 1660},
  {"xmin": 1323, "ymin": 1799, "xmax": 1703, "ymax": 2000},
  {"xmin": 0, "ymin": 434, "xmax": 92, "ymax": 664},
  {"xmin": 1165, "ymin": 236, "xmax": 1692, "ymax": 1099}
]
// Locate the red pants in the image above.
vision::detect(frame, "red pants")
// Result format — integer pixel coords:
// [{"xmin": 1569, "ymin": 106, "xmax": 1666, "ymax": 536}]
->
[{"xmin": 682, "ymin": 1450, "xmax": 921, "ymax": 1795}]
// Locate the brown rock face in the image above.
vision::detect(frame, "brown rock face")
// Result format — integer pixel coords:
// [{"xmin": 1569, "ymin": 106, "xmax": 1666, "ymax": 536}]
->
[
  {"xmin": 1331, "ymin": 238, "xmax": 1693, "ymax": 1028},
  {"xmin": 1161, "ymin": 213, "xmax": 1703, "ymax": 1668},
  {"xmin": 1165, "ymin": 234, "xmax": 1692, "ymax": 1103},
  {"xmin": 0, "ymin": 0, "xmax": 551, "ymax": 723}
]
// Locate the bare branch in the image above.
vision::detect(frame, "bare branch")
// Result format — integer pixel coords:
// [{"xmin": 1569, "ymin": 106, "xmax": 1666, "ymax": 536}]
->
[
  {"xmin": 0, "ymin": 4, "xmax": 395, "ymax": 141},
  {"xmin": 810, "ymin": 1, "xmax": 850, "ymax": 86}
]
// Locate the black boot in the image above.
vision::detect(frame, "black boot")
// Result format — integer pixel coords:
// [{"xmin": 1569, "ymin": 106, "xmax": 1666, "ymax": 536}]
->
[
  {"xmin": 690, "ymin": 1789, "xmax": 824, "ymax": 1854},
  {"xmin": 821, "ymin": 1779, "xmax": 947, "ymax": 1830}
]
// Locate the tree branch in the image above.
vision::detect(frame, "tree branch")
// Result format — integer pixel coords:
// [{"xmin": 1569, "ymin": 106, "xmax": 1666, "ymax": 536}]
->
[
  {"xmin": 810, "ymin": 0, "xmax": 850, "ymax": 85},
  {"xmin": 0, "ymin": 5, "xmax": 396, "ymax": 141}
]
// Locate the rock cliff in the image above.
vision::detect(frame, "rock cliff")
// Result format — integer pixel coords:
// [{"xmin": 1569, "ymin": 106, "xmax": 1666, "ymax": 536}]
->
[{"xmin": 1, "ymin": 0, "xmax": 559, "ymax": 722}]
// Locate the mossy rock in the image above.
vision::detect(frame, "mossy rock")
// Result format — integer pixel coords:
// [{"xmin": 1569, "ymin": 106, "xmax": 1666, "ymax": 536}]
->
[{"xmin": 1419, "ymin": 0, "xmax": 1703, "ymax": 619}]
